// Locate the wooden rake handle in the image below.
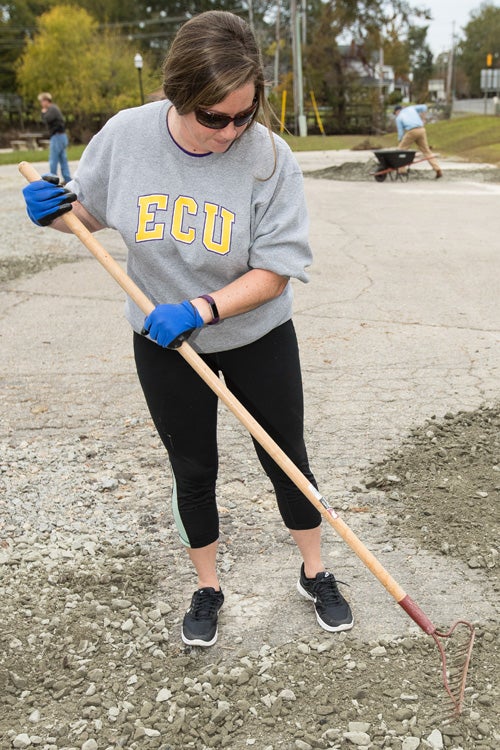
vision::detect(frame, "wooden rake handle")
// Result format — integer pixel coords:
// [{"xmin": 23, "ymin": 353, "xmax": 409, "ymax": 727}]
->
[{"xmin": 19, "ymin": 160, "xmax": 436, "ymax": 635}]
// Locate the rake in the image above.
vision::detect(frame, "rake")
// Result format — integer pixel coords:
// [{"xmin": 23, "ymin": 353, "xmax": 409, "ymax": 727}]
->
[{"xmin": 19, "ymin": 161, "xmax": 475, "ymax": 714}]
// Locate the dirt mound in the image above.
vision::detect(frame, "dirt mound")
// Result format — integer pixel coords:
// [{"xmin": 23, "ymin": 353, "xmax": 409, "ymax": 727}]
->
[{"xmin": 305, "ymin": 162, "xmax": 500, "ymax": 183}]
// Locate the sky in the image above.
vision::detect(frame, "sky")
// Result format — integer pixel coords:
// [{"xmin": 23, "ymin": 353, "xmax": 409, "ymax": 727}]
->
[{"xmin": 424, "ymin": 0, "xmax": 498, "ymax": 56}]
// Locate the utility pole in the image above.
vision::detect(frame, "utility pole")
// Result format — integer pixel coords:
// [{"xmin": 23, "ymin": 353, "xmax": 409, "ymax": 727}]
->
[
  {"xmin": 290, "ymin": 0, "xmax": 307, "ymax": 136},
  {"xmin": 379, "ymin": 45, "xmax": 385, "ymax": 131},
  {"xmin": 274, "ymin": 1, "xmax": 280, "ymax": 90},
  {"xmin": 301, "ymin": 0, "xmax": 306, "ymax": 51},
  {"xmin": 446, "ymin": 21, "xmax": 455, "ymax": 112},
  {"xmin": 248, "ymin": 0, "xmax": 254, "ymax": 32}
]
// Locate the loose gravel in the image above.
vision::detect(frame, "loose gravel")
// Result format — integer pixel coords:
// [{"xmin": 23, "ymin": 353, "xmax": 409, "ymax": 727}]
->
[
  {"xmin": 1, "ymin": 403, "xmax": 498, "ymax": 749},
  {"xmin": 0, "ymin": 254, "xmax": 79, "ymax": 284},
  {"xmin": 1, "ymin": 161, "xmax": 498, "ymax": 749}
]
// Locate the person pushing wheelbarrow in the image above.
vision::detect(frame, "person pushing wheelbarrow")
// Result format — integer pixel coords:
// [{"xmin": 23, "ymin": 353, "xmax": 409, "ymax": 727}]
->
[{"xmin": 393, "ymin": 104, "xmax": 443, "ymax": 179}]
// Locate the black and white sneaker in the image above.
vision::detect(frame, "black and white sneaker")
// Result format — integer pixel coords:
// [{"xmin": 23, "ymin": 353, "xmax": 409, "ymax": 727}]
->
[
  {"xmin": 181, "ymin": 587, "xmax": 224, "ymax": 647},
  {"xmin": 297, "ymin": 564, "xmax": 354, "ymax": 632}
]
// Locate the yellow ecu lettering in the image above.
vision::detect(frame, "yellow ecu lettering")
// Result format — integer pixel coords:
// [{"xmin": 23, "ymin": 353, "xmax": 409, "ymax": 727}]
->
[
  {"xmin": 171, "ymin": 196, "xmax": 197, "ymax": 244},
  {"xmin": 203, "ymin": 203, "xmax": 234, "ymax": 255},
  {"xmin": 135, "ymin": 195, "xmax": 168, "ymax": 242}
]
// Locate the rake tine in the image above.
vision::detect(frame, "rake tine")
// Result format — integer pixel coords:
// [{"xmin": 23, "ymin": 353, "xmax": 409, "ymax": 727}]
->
[{"xmin": 431, "ymin": 621, "xmax": 475, "ymax": 715}]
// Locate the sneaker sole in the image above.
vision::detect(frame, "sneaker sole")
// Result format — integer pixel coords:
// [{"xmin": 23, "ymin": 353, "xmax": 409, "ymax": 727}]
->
[
  {"xmin": 297, "ymin": 580, "xmax": 354, "ymax": 633},
  {"xmin": 181, "ymin": 628, "xmax": 218, "ymax": 647}
]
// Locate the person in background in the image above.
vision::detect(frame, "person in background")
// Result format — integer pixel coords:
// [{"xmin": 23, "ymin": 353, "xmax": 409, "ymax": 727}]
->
[
  {"xmin": 394, "ymin": 104, "xmax": 442, "ymax": 179},
  {"xmin": 37, "ymin": 92, "xmax": 71, "ymax": 185},
  {"xmin": 24, "ymin": 11, "xmax": 354, "ymax": 648}
]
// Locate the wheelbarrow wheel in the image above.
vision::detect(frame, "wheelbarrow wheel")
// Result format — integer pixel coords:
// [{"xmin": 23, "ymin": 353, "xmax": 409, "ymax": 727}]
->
[{"xmin": 374, "ymin": 172, "xmax": 387, "ymax": 182}]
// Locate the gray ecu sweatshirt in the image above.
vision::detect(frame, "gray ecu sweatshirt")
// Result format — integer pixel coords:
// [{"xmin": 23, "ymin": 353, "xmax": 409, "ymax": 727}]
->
[{"xmin": 68, "ymin": 100, "xmax": 312, "ymax": 353}]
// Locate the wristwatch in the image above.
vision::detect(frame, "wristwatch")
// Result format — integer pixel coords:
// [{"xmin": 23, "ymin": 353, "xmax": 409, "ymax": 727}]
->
[{"xmin": 199, "ymin": 294, "xmax": 221, "ymax": 325}]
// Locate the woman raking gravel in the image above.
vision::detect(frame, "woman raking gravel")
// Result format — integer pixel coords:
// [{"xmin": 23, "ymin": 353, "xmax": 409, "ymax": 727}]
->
[{"xmin": 21, "ymin": 10, "xmax": 354, "ymax": 648}]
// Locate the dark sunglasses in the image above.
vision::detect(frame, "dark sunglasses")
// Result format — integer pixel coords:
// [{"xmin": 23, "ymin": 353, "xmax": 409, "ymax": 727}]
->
[{"xmin": 194, "ymin": 98, "xmax": 258, "ymax": 130}]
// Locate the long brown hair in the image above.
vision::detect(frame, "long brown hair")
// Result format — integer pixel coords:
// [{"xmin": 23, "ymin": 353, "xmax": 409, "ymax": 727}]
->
[{"xmin": 162, "ymin": 11, "xmax": 273, "ymax": 135}]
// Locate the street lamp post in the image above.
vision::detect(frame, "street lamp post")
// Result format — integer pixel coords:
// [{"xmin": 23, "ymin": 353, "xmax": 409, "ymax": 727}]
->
[{"xmin": 134, "ymin": 53, "xmax": 145, "ymax": 105}]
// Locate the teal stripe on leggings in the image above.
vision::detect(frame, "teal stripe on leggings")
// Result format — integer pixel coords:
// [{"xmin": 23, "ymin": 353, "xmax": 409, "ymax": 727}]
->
[{"xmin": 171, "ymin": 471, "xmax": 191, "ymax": 547}]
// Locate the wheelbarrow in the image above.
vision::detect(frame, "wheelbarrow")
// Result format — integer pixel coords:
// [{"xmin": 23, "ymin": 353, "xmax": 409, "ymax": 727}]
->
[{"xmin": 371, "ymin": 149, "xmax": 416, "ymax": 182}]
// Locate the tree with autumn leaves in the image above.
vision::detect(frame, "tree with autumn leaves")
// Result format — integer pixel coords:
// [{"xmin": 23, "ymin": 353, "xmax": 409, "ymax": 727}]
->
[
  {"xmin": 8, "ymin": 0, "xmax": 434, "ymax": 137},
  {"xmin": 5, "ymin": 1, "xmax": 500, "ymax": 139},
  {"xmin": 15, "ymin": 6, "xmax": 159, "ymax": 139}
]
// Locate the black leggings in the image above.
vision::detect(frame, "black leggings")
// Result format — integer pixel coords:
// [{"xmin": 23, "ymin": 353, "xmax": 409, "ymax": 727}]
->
[{"xmin": 133, "ymin": 320, "xmax": 321, "ymax": 548}]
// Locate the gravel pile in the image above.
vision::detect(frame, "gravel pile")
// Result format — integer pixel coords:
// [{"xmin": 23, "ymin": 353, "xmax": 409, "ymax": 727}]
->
[
  {"xmin": 304, "ymin": 162, "xmax": 500, "ymax": 183},
  {"xmin": 1, "ymin": 405, "xmax": 498, "ymax": 749},
  {"xmin": 364, "ymin": 406, "xmax": 500, "ymax": 574}
]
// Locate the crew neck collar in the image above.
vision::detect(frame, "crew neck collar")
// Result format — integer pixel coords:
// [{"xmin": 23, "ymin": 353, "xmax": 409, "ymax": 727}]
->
[{"xmin": 166, "ymin": 104, "xmax": 212, "ymax": 158}]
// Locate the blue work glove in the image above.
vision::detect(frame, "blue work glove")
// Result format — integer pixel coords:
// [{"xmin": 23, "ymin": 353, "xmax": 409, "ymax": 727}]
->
[
  {"xmin": 22, "ymin": 175, "xmax": 77, "ymax": 226},
  {"xmin": 142, "ymin": 300, "xmax": 204, "ymax": 348}
]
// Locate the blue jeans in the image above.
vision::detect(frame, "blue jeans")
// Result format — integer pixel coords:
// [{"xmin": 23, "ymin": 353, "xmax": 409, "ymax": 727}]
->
[{"xmin": 49, "ymin": 132, "xmax": 71, "ymax": 183}]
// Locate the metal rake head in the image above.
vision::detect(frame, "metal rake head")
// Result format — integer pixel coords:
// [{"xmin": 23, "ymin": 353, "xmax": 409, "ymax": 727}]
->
[{"xmin": 431, "ymin": 619, "xmax": 475, "ymax": 716}]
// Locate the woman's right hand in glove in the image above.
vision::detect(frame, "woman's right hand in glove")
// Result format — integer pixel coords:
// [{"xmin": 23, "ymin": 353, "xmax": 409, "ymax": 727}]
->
[
  {"xmin": 22, "ymin": 175, "xmax": 77, "ymax": 226},
  {"xmin": 142, "ymin": 301, "xmax": 204, "ymax": 348}
]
